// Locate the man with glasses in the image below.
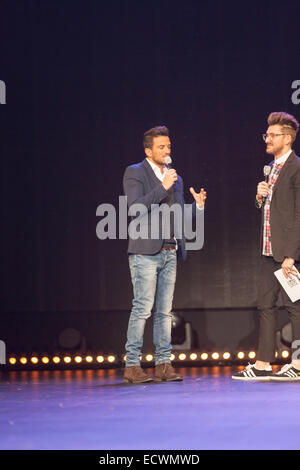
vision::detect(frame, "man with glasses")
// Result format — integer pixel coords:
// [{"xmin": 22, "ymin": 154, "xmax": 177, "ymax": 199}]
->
[{"xmin": 232, "ymin": 111, "xmax": 300, "ymax": 381}]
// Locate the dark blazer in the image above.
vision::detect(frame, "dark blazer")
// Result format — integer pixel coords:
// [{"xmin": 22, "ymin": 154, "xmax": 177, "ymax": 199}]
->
[
  {"xmin": 259, "ymin": 151, "xmax": 300, "ymax": 262},
  {"xmin": 123, "ymin": 158, "xmax": 196, "ymax": 260}
]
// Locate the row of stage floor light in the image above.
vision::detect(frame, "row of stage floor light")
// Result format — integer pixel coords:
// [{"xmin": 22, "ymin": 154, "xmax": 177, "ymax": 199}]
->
[{"xmin": 5, "ymin": 350, "xmax": 291, "ymax": 367}]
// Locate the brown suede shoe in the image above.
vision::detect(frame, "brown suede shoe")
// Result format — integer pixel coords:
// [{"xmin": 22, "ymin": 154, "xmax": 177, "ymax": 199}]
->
[
  {"xmin": 124, "ymin": 365, "xmax": 153, "ymax": 384},
  {"xmin": 155, "ymin": 363, "xmax": 183, "ymax": 382}
]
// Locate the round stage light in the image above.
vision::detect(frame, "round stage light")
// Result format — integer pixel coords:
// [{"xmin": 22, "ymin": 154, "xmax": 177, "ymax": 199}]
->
[
  {"xmin": 53, "ymin": 356, "xmax": 61, "ymax": 364},
  {"xmin": 85, "ymin": 356, "xmax": 93, "ymax": 363},
  {"xmin": 237, "ymin": 352, "xmax": 245, "ymax": 359},
  {"xmin": 281, "ymin": 350, "xmax": 290, "ymax": 359},
  {"xmin": 63, "ymin": 356, "xmax": 71, "ymax": 364},
  {"xmin": 96, "ymin": 355, "xmax": 104, "ymax": 363},
  {"xmin": 9, "ymin": 357, "xmax": 16, "ymax": 365},
  {"xmin": 248, "ymin": 351, "xmax": 256, "ymax": 359},
  {"xmin": 74, "ymin": 356, "xmax": 83, "ymax": 363},
  {"xmin": 30, "ymin": 357, "xmax": 38, "ymax": 364},
  {"xmin": 107, "ymin": 355, "xmax": 116, "ymax": 363},
  {"xmin": 178, "ymin": 353, "xmax": 186, "ymax": 361},
  {"xmin": 212, "ymin": 352, "xmax": 219, "ymax": 360},
  {"xmin": 200, "ymin": 353, "xmax": 208, "ymax": 360},
  {"xmin": 223, "ymin": 352, "xmax": 230, "ymax": 360},
  {"xmin": 20, "ymin": 357, "xmax": 27, "ymax": 365},
  {"xmin": 170, "ymin": 353, "xmax": 175, "ymax": 361},
  {"xmin": 190, "ymin": 353, "xmax": 197, "ymax": 360},
  {"xmin": 145, "ymin": 354, "xmax": 154, "ymax": 362},
  {"xmin": 42, "ymin": 357, "xmax": 49, "ymax": 364}
]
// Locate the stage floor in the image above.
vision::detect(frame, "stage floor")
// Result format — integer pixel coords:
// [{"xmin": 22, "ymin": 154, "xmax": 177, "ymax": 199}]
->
[{"xmin": 0, "ymin": 366, "xmax": 299, "ymax": 450}]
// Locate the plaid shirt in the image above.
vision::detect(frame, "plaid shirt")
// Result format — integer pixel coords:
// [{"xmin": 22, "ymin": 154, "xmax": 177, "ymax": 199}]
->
[{"xmin": 262, "ymin": 163, "xmax": 284, "ymax": 256}]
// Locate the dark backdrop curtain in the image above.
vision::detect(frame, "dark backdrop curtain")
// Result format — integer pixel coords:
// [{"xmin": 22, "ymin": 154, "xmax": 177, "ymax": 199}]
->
[{"xmin": 1, "ymin": 0, "xmax": 299, "ymax": 312}]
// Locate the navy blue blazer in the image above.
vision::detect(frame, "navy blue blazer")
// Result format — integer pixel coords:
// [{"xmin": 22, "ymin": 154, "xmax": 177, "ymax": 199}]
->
[{"xmin": 123, "ymin": 158, "xmax": 196, "ymax": 260}]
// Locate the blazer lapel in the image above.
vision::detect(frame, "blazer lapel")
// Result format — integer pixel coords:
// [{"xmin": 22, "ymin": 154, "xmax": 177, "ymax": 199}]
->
[
  {"xmin": 272, "ymin": 151, "xmax": 295, "ymax": 197},
  {"xmin": 143, "ymin": 158, "xmax": 164, "ymax": 188}
]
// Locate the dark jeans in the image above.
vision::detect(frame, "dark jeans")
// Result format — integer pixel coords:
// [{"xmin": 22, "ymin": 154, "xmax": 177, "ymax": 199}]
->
[{"xmin": 257, "ymin": 255, "xmax": 300, "ymax": 362}]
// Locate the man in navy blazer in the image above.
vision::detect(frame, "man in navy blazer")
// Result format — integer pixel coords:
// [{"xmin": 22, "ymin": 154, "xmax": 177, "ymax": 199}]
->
[{"xmin": 123, "ymin": 126, "xmax": 206, "ymax": 383}]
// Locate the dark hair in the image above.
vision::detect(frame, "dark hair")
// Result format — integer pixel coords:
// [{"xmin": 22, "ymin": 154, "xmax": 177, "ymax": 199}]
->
[
  {"xmin": 267, "ymin": 111, "xmax": 299, "ymax": 143},
  {"xmin": 143, "ymin": 126, "xmax": 169, "ymax": 149}
]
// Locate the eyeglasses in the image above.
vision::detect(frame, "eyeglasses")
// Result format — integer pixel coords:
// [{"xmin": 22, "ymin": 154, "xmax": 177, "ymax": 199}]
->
[{"xmin": 262, "ymin": 133, "xmax": 286, "ymax": 142}]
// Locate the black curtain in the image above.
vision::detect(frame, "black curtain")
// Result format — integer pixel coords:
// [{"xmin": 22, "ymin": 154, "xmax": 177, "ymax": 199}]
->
[{"xmin": 1, "ymin": 0, "xmax": 299, "ymax": 313}]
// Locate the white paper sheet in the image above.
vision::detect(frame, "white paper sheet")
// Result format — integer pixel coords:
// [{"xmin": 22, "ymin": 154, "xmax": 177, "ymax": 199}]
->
[{"xmin": 274, "ymin": 266, "xmax": 300, "ymax": 302}]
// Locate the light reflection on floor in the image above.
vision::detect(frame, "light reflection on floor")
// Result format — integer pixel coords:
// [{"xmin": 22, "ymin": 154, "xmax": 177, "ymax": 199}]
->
[{"xmin": 0, "ymin": 366, "xmax": 299, "ymax": 450}]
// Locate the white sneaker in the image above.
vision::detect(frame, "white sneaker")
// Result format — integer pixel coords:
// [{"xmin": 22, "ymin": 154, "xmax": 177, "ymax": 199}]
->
[
  {"xmin": 271, "ymin": 364, "xmax": 300, "ymax": 381},
  {"xmin": 232, "ymin": 363, "xmax": 273, "ymax": 381}
]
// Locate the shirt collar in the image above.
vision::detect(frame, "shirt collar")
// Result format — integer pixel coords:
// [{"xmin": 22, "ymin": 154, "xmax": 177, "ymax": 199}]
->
[
  {"xmin": 274, "ymin": 149, "xmax": 292, "ymax": 166},
  {"xmin": 146, "ymin": 158, "xmax": 167, "ymax": 176}
]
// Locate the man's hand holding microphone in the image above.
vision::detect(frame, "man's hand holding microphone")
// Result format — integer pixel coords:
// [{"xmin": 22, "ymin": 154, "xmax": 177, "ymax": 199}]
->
[
  {"xmin": 256, "ymin": 165, "xmax": 271, "ymax": 204},
  {"xmin": 256, "ymin": 180, "xmax": 270, "ymax": 204},
  {"xmin": 162, "ymin": 169, "xmax": 178, "ymax": 191}
]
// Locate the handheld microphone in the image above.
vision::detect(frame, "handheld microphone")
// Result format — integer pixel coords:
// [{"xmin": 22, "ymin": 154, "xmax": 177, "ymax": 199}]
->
[
  {"xmin": 262, "ymin": 165, "xmax": 271, "ymax": 202},
  {"xmin": 263, "ymin": 165, "xmax": 271, "ymax": 182},
  {"xmin": 164, "ymin": 156, "xmax": 172, "ymax": 169}
]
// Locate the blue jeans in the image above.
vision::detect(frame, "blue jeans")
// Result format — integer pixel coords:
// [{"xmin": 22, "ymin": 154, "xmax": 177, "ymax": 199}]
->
[{"xmin": 125, "ymin": 250, "xmax": 177, "ymax": 366}]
